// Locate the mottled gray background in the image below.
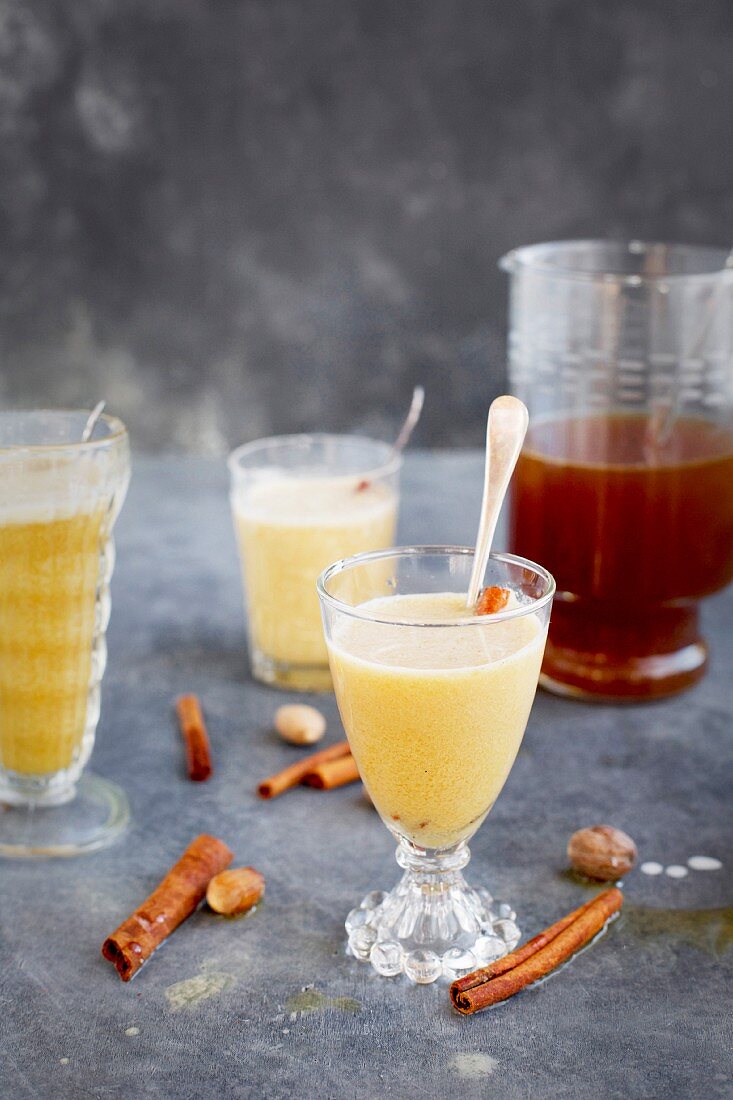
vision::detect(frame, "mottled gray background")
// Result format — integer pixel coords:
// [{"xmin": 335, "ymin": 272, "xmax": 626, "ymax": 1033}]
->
[{"xmin": 1, "ymin": 0, "xmax": 732, "ymax": 452}]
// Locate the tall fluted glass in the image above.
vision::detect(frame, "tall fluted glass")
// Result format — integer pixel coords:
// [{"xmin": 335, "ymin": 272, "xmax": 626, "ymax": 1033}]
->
[{"xmin": 0, "ymin": 411, "xmax": 130, "ymax": 857}]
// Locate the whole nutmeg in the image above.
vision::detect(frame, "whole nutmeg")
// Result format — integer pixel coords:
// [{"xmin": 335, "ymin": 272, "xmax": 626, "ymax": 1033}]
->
[
  {"xmin": 567, "ymin": 825, "xmax": 637, "ymax": 881},
  {"xmin": 274, "ymin": 704, "xmax": 326, "ymax": 746}
]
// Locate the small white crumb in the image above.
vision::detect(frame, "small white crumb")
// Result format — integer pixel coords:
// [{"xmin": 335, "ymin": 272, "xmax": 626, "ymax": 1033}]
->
[
  {"xmin": 282, "ymin": 1028, "xmax": 289, "ymax": 1035},
  {"xmin": 665, "ymin": 865, "xmax": 689, "ymax": 879},
  {"xmin": 687, "ymin": 855, "xmax": 723, "ymax": 872},
  {"xmin": 640, "ymin": 861, "xmax": 664, "ymax": 876},
  {"xmin": 60, "ymin": 1058, "xmax": 70, "ymax": 1065},
  {"xmin": 124, "ymin": 1027, "xmax": 140, "ymax": 1037}
]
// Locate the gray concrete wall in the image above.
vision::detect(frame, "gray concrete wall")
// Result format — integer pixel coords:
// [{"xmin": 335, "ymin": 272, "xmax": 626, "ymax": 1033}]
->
[{"xmin": 1, "ymin": 0, "xmax": 731, "ymax": 451}]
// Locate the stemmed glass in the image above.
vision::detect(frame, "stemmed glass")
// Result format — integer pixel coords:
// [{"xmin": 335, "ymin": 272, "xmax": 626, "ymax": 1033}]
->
[
  {"xmin": 318, "ymin": 546, "xmax": 554, "ymax": 983},
  {"xmin": 0, "ymin": 410, "xmax": 130, "ymax": 857}
]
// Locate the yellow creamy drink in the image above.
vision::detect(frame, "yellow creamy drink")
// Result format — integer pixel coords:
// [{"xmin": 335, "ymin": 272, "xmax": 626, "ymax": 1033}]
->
[
  {"xmin": 233, "ymin": 477, "xmax": 397, "ymax": 672},
  {"xmin": 0, "ymin": 411, "xmax": 129, "ymax": 859},
  {"xmin": 328, "ymin": 592, "xmax": 546, "ymax": 849},
  {"xmin": 0, "ymin": 501, "xmax": 106, "ymax": 776}
]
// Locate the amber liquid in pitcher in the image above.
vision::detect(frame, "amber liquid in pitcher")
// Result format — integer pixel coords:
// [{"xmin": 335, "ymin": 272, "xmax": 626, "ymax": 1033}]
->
[{"xmin": 510, "ymin": 413, "xmax": 733, "ymax": 699}]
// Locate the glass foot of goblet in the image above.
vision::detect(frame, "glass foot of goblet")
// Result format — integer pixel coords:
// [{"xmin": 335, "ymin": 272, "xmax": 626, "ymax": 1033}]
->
[
  {"xmin": 345, "ymin": 839, "xmax": 521, "ymax": 983},
  {"xmin": 0, "ymin": 773, "xmax": 130, "ymax": 858}
]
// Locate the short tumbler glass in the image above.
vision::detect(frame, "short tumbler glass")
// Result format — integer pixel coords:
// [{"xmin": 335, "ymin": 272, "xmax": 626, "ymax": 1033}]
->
[
  {"xmin": 0, "ymin": 410, "xmax": 131, "ymax": 857},
  {"xmin": 318, "ymin": 547, "xmax": 554, "ymax": 982},
  {"xmin": 229, "ymin": 434, "xmax": 401, "ymax": 692}
]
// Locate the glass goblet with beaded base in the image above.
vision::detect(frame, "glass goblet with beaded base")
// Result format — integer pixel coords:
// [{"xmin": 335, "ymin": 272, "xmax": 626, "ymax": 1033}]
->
[{"xmin": 318, "ymin": 546, "xmax": 554, "ymax": 983}]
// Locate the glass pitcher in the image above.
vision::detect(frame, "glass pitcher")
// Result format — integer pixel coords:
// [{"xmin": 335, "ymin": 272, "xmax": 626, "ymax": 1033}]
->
[{"xmin": 500, "ymin": 240, "xmax": 733, "ymax": 700}]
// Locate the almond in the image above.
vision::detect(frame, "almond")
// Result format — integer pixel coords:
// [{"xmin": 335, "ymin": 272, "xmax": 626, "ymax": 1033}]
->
[
  {"xmin": 206, "ymin": 867, "xmax": 265, "ymax": 916},
  {"xmin": 274, "ymin": 704, "xmax": 326, "ymax": 746}
]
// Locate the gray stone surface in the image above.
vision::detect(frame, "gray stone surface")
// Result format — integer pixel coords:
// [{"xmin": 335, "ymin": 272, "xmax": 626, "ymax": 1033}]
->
[
  {"xmin": 1, "ymin": 1, "xmax": 733, "ymax": 450},
  {"xmin": 1, "ymin": 451, "xmax": 732, "ymax": 1100}
]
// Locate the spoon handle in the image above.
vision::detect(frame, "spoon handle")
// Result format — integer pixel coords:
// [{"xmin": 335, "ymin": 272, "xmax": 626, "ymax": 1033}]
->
[
  {"xmin": 392, "ymin": 386, "xmax": 425, "ymax": 456},
  {"xmin": 81, "ymin": 401, "xmax": 107, "ymax": 443},
  {"xmin": 466, "ymin": 395, "xmax": 529, "ymax": 609}
]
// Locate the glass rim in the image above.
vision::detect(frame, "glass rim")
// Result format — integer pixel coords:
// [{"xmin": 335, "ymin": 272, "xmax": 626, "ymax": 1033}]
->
[
  {"xmin": 317, "ymin": 546, "xmax": 556, "ymax": 627},
  {"xmin": 499, "ymin": 239, "xmax": 733, "ymax": 286},
  {"xmin": 228, "ymin": 432, "xmax": 402, "ymax": 482},
  {"xmin": 0, "ymin": 409, "xmax": 128, "ymax": 455}
]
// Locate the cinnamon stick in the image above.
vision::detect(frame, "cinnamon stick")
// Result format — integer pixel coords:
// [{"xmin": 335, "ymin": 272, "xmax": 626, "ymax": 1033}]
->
[
  {"xmin": 257, "ymin": 740, "xmax": 351, "ymax": 799},
  {"xmin": 302, "ymin": 753, "xmax": 360, "ymax": 790},
  {"xmin": 452, "ymin": 893, "xmax": 602, "ymax": 993},
  {"xmin": 175, "ymin": 694, "xmax": 212, "ymax": 781},
  {"xmin": 450, "ymin": 887, "xmax": 623, "ymax": 1014},
  {"xmin": 102, "ymin": 834, "xmax": 233, "ymax": 981}
]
